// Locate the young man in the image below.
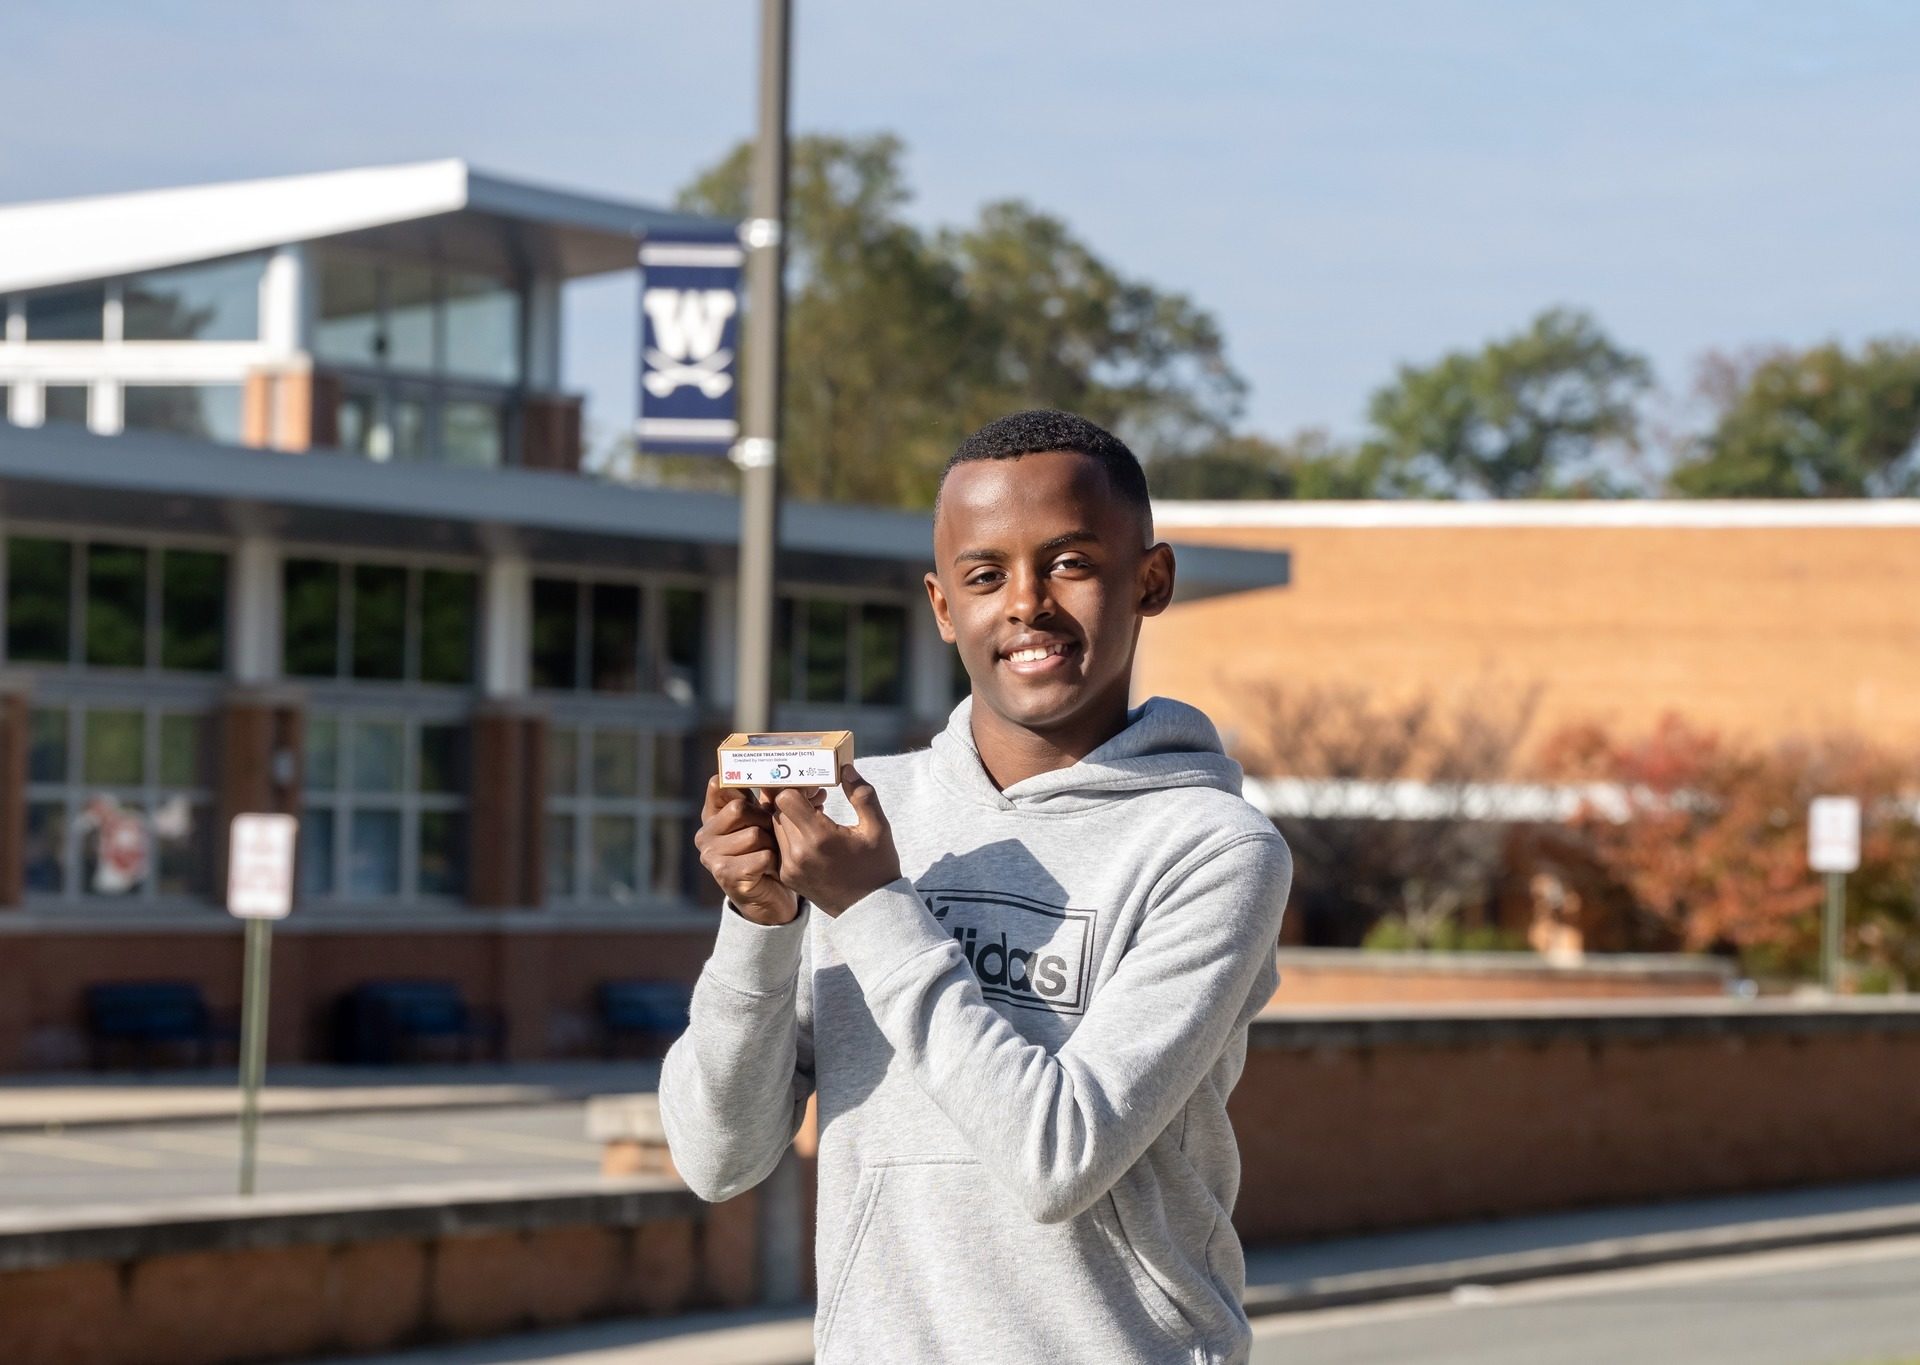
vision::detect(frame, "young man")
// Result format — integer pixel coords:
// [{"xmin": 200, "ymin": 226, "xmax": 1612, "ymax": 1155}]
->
[{"xmin": 659, "ymin": 409, "xmax": 1292, "ymax": 1364}]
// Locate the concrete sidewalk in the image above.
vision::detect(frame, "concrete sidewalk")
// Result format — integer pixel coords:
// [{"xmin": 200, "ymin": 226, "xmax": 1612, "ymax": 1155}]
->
[
  {"xmin": 325, "ymin": 1175, "xmax": 1920, "ymax": 1364},
  {"xmin": 0, "ymin": 1061, "xmax": 659, "ymax": 1132}
]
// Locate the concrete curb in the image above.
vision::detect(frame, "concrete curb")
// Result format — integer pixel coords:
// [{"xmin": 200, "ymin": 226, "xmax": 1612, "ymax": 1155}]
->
[
  {"xmin": 0, "ymin": 1081, "xmax": 632, "ymax": 1134},
  {"xmin": 1240, "ymin": 1201, "xmax": 1920, "ymax": 1316}
]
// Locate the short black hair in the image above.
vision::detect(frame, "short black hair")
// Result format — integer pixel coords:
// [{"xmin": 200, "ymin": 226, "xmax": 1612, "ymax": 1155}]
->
[{"xmin": 937, "ymin": 409, "xmax": 1153, "ymax": 539}]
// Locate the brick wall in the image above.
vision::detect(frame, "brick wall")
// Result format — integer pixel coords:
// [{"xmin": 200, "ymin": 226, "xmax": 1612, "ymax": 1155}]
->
[{"xmin": 1142, "ymin": 521, "xmax": 1920, "ymax": 762}]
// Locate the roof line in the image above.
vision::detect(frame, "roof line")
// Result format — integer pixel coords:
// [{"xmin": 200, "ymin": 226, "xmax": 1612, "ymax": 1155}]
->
[{"xmin": 1153, "ymin": 499, "xmax": 1920, "ymax": 530}]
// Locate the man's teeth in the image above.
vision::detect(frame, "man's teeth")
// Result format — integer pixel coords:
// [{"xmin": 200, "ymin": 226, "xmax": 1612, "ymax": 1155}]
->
[{"xmin": 1007, "ymin": 644, "xmax": 1068, "ymax": 663}]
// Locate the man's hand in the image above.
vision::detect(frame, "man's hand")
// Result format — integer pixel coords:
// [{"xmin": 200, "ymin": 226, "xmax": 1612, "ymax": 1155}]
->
[
  {"xmin": 695, "ymin": 776, "xmax": 817, "ymax": 926},
  {"xmin": 768, "ymin": 765, "xmax": 902, "ymax": 917}
]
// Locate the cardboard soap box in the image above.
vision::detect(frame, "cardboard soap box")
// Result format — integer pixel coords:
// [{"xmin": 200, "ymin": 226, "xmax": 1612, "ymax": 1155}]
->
[{"xmin": 717, "ymin": 730, "xmax": 855, "ymax": 790}]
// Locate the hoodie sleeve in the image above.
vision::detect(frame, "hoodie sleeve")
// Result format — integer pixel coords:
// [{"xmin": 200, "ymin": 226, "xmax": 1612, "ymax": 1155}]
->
[
  {"xmin": 657, "ymin": 901, "xmax": 816, "ymax": 1202},
  {"xmin": 826, "ymin": 829, "xmax": 1290, "ymax": 1224}
]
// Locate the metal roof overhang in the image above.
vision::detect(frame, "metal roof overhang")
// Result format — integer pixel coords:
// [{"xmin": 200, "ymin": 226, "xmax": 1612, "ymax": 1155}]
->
[{"xmin": 0, "ymin": 426, "xmax": 1289, "ymax": 600}]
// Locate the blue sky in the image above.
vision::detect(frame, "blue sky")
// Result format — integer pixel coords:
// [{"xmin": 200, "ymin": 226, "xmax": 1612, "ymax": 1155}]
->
[{"xmin": 4, "ymin": 1, "xmax": 1916, "ymax": 453}]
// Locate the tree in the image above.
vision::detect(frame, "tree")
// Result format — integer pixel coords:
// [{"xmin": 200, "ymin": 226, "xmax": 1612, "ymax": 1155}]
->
[
  {"xmin": 1233, "ymin": 679, "xmax": 1543, "ymax": 946},
  {"xmin": 1537, "ymin": 714, "xmax": 1920, "ymax": 983},
  {"xmin": 1144, "ymin": 430, "xmax": 1381, "ymax": 500},
  {"xmin": 673, "ymin": 133, "xmax": 1246, "ymax": 507},
  {"xmin": 1668, "ymin": 339, "xmax": 1920, "ymax": 497},
  {"xmin": 1363, "ymin": 308, "xmax": 1653, "ymax": 498}
]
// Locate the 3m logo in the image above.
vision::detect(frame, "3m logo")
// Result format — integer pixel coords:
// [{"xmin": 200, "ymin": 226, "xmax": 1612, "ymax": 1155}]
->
[{"xmin": 924, "ymin": 888, "xmax": 1096, "ymax": 1016}]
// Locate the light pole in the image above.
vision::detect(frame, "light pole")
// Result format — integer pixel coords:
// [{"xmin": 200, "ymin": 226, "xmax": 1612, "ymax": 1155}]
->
[
  {"xmin": 732, "ymin": 0, "xmax": 790, "ymax": 735},
  {"xmin": 734, "ymin": 0, "xmax": 800, "ymax": 1307}
]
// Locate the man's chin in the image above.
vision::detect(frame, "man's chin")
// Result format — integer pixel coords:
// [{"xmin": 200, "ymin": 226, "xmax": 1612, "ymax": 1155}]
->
[{"xmin": 978, "ymin": 681, "xmax": 1090, "ymax": 733}]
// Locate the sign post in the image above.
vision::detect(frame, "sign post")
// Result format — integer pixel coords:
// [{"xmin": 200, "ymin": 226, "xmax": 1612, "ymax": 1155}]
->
[
  {"xmin": 227, "ymin": 813, "xmax": 297, "ymax": 1196},
  {"xmin": 1807, "ymin": 796, "xmax": 1861, "ymax": 994}
]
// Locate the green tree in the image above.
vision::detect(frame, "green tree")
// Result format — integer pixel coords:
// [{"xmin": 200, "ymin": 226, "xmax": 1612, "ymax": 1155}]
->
[
  {"xmin": 1363, "ymin": 308, "xmax": 1652, "ymax": 498},
  {"xmin": 1669, "ymin": 339, "xmax": 1920, "ymax": 497},
  {"xmin": 1145, "ymin": 430, "xmax": 1383, "ymax": 500},
  {"xmin": 673, "ymin": 133, "xmax": 1245, "ymax": 507}
]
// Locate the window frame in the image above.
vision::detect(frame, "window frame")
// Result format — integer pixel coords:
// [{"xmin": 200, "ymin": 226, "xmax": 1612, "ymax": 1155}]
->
[
  {"xmin": 544, "ymin": 718, "xmax": 702, "ymax": 914},
  {"xmin": 528, "ymin": 569, "xmax": 710, "ymax": 702},
  {"xmin": 277, "ymin": 546, "xmax": 480, "ymax": 690}
]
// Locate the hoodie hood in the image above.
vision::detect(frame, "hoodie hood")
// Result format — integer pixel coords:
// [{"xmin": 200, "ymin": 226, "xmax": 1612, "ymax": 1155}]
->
[{"xmin": 929, "ymin": 694, "xmax": 1245, "ymax": 813}]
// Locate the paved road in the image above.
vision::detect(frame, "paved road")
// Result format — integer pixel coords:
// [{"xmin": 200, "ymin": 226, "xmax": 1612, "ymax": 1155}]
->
[
  {"xmin": 326, "ymin": 1236, "xmax": 1920, "ymax": 1364},
  {"xmin": 0, "ymin": 1104, "xmax": 601, "ymax": 1207},
  {"xmin": 1248, "ymin": 1235, "xmax": 1920, "ymax": 1365}
]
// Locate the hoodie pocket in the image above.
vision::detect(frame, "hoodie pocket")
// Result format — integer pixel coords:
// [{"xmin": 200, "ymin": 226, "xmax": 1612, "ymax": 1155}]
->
[{"xmin": 814, "ymin": 1157, "xmax": 1203, "ymax": 1364}]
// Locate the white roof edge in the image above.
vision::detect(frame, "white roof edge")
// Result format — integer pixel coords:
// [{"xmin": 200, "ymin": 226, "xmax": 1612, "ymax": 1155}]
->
[
  {"xmin": 0, "ymin": 160, "xmax": 702, "ymax": 294},
  {"xmin": 1153, "ymin": 498, "xmax": 1920, "ymax": 530}
]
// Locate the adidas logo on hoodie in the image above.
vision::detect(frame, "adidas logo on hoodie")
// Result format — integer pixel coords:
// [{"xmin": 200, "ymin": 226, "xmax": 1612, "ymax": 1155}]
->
[{"xmin": 927, "ymin": 889, "xmax": 1095, "ymax": 1015}]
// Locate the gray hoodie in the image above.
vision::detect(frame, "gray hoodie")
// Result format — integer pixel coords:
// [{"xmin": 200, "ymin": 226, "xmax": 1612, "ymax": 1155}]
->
[{"xmin": 659, "ymin": 696, "xmax": 1292, "ymax": 1364}]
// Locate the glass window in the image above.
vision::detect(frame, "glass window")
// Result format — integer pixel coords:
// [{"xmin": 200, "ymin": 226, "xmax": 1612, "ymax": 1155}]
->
[
  {"xmin": 43, "ymin": 385, "xmax": 90, "ymax": 427},
  {"xmin": 350, "ymin": 720, "xmax": 404, "ymax": 794},
  {"xmin": 663, "ymin": 587, "xmax": 705, "ymax": 702},
  {"xmin": 6, "ymin": 537, "xmax": 72, "ymax": 664},
  {"xmin": 350, "ymin": 564, "xmax": 407, "ymax": 680},
  {"xmin": 159, "ymin": 549, "xmax": 226, "ymax": 672},
  {"xmin": 419, "ymin": 812, "xmax": 465, "ymax": 896},
  {"xmin": 651, "ymin": 815, "xmax": 692, "ymax": 899},
  {"xmin": 28, "ymin": 704, "xmax": 216, "ymax": 902},
  {"xmin": 386, "ymin": 263, "xmax": 436, "ymax": 372},
  {"xmin": 299, "ymin": 808, "xmax": 336, "ymax": 899},
  {"xmin": 158, "ymin": 714, "xmax": 210, "ymax": 788},
  {"xmin": 418, "ymin": 569, "xmax": 476, "ymax": 685},
  {"xmin": 531, "ymin": 578, "xmax": 579, "ymax": 690},
  {"xmin": 802, "ymin": 600, "xmax": 850, "ymax": 703},
  {"xmin": 123, "ymin": 386, "xmax": 244, "ymax": 444},
  {"xmin": 337, "ymin": 387, "xmax": 379, "ymax": 456},
  {"xmin": 591, "ymin": 729, "xmax": 640, "ymax": 799},
  {"xmin": 84, "ymin": 544, "xmax": 147, "ymax": 669},
  {"xmin": 773, "ymin": 597, "xmax": 795, "ymax": 700},
  {"xmin": 83, "ymin": 709, "xmax": 144, "ymax": 786},
  {"xmin": 28, "ymin": 709, "xmax": 68, "ymax": 783},
  {"xmin": 444, "ymin": 272, "xmax": 520, "ymax": 383},
  {"xmin": 591, "ymin": 815, "xmax": 639, "ymax": 902},
  {"xmin": 391, "ymin": 392, "xmax": 430, "ymax": 461},
  {"xmin": 418, "ymin": 723, "xmax": 466, "ymax": 796},
  {"xmin": 24, "ymin": 803, "xmax": 65, "ymax": 894},
  {"xmin": 859, "ymin": 604, "xmax": 907, "ymax": 706},
  {"xmin": 315, "ymin": 255, "xmax": 382, "ymax": 367},
  {"xmin": 348, "ymin": 810, "xmax": 403, "ymax": 898},
  {"xmin": 545, "ymin": 814, "xmax": 576, "ymax": 900},
  {"xmin": 24, "ymin": 285, "xmax": 105, "ymax": 341},
  {"xmin": 548, "ymin": 727, "xmax": 579, "ymax": 798},
  {"xmin": 653, "ymin": 733, "xmax": 692, "ymax": 801},
  {"xmin": 282, "ymin": 559, "xmax": 341, "ymax": 678},
  {"xmin": 590, "ymin": 582, "xmax": 641, "ymax": 693},
  {"xmin": 1, "ymin": 384, "xmax": 11, "ymax": 422},
  {"xmin": 305, "ymin": 716, "xmax": 339, "ymax": 793},
  {"xmin": 123, "ymin": 256, "xmax": 263, "ymax": 341},
  {"xmin": 442, "ymin": 398, "xmax": 504, "ymax": 468}
]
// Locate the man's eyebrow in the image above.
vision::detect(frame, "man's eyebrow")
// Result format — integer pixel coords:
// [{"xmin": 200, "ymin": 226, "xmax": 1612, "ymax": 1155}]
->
[{"xmin": 952, "ymin": 530, "xmax": 1101, "ymax": 567}]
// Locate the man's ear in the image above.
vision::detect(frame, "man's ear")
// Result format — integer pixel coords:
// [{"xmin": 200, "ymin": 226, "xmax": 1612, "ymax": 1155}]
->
[
  {"xmin": 924, "ymin": 571, "xmax": 957, "ymax": 643},
  {"xmin": 1137, "ymin": 543, "xmax": 1176, "ymax": 617}
]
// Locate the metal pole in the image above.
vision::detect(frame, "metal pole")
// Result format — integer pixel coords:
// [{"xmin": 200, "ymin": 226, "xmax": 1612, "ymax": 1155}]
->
[
  {"xmin": 1822, "ymin": 870, "xmax": 1845, "ymax": 994},
  {"xmin": 737, "ymin": 0, "xmax": 799, "ymax": 1307},
  {"xmin": 732, "ymin": 0, "xmax": 791, "ymax": 736},
  {"xmin": 237, "ymin": 917, "xmax": 273, "ymax": 1195}
]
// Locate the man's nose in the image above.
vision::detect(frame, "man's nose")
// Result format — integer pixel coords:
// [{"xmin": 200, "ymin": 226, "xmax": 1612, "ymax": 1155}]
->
[{"xmin": 1005, "ymin": 566, "xmax": 1054, "ymax": 623}]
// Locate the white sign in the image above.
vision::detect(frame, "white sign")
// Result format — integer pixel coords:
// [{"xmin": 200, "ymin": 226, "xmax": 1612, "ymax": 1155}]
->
[
  {"xmin": 227, "ymin": 814, "xmax": 298, "ymax": 919},
  {"xmin": 1808, "ymin": 796, "xmax": 1861, "ymax": 874}
]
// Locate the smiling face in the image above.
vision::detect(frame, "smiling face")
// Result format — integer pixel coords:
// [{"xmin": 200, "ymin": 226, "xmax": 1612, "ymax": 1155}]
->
[{"xmin": 927, "ymin": 451, "xmax": 1175, "ymax": 754}]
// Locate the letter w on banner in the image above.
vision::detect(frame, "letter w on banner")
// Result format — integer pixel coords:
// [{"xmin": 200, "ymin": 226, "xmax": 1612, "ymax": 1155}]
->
[{"xmin": 637, "ymin": 229, "xmax": 745, "ymax": 456}]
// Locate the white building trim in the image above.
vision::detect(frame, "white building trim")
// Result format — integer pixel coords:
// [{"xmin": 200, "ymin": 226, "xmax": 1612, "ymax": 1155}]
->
[{"xmin": 1155, "ymin": 499, "xmax": 1920, "ymax": 531}]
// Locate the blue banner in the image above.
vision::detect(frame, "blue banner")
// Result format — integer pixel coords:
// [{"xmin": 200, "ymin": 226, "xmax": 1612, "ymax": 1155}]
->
[{"xmin": 637, "ymin": 230, "xmax": 744, "ymax": 456}]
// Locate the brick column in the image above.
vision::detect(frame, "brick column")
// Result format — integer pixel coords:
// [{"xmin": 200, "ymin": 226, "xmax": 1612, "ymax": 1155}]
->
[
  {"xmin": 468, "ymin": 705, "xmax": 547, "ymax": 909},
  {"xmin": 0, "ymin": 679, "xmax": 29, "ymax": 908},
  {"xmin": 520, "ymin": 393, "xmax": 583, "ymax": 473},
  {"xmin": 215, "ymin": 688, "xmax": 305, "ymax": 905}
]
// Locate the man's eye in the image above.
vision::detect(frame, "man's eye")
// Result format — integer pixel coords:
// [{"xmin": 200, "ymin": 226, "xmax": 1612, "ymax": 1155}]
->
[
  {"xmin": 1052, "ymin": 557, "xmax": 1094, "ymax": 573},
  {"xmin": 966, "ymin": 570, "xmax": 1004, "ymax": 588}
]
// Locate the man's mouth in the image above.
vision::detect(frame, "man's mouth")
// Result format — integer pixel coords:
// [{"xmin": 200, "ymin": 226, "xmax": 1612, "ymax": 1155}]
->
[{"xmin": 999, "ymin": 640, "xmax": 1079, "ymax": 672}]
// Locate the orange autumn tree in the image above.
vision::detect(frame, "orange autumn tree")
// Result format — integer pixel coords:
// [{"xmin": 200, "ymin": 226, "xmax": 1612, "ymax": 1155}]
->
[{"xmin": 1538, "ymin": 713, "xmax": 1920, "ymax": 982}]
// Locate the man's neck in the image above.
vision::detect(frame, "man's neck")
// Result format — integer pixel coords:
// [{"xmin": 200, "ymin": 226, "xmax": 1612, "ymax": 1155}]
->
[{"xmin": 969, "ymin": 692, "xmax": 1132, "ymax": 791}]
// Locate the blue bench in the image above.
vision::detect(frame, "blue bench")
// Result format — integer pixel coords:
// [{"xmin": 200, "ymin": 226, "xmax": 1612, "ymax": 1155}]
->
[
  {"xmin": 85, "ymin": 981, "xmax": 238, "ymax": 1071},
  {"xmin": 596, "ymin": 980, "xmax": 693, "ymax": 1058},
  {"xmin": 333, "ymin": 980, "xmax": 505, "ymax": 1065}
]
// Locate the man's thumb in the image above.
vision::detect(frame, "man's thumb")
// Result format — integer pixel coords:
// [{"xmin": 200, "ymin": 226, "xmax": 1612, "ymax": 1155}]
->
[{"xmin": 843, "ymin": 765, "xmax": 887, "ymax": 831}]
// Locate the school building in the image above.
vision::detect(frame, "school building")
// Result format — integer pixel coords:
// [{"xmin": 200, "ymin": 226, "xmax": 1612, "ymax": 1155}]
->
[{"xmin": 0, "ymin": 162, "xmax": 1287, "ymax": 1071}]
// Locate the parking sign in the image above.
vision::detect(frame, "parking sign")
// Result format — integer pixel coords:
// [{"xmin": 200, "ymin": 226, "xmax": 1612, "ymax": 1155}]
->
[
  {"xmin": 1808, "ymin": 796, "xmax": 1861, "ymax": 874},
  {"xmin": 228, "ymin": 813, "xmax": 298, "ymax": 919}
]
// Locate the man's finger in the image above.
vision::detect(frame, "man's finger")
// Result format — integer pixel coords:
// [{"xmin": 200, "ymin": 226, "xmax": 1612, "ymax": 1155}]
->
[
  {"xmin": 703, "ymin": 826, "xmax": 776, "ymax": 860},
  {"xmin": 771, "ymin": 786, "xmax": 831, "ymax": 832},
  {"xmin": 842, "ymin": 765, "xmax": 889, "ymax": 833},
  {"xmin": 702, "ymin": 774, "xmax": 726, "ymax": 820}
]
